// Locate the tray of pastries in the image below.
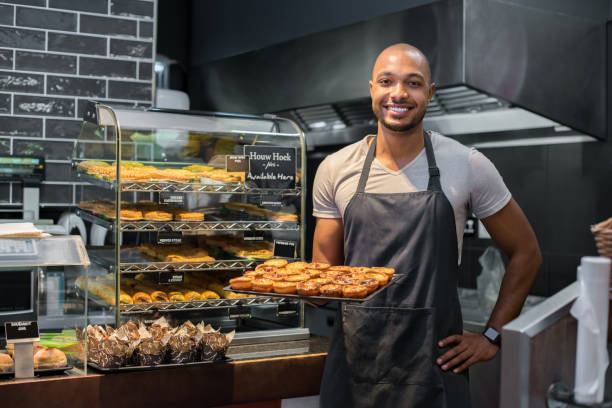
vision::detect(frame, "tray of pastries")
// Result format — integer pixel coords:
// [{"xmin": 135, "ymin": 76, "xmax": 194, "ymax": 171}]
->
[
  {"xmin": 0, "ymin": 343, "xmax": 72, "ymax": 378},
  {"xmin": 77, "ymin": 161, "xmax": 244, "ymax": 183},
  {"xmin": 222, "ymin": 202, "xmax": 298, "ymax": 222},
  {"xmin": 86, "ymin": 318, "xmax": 233, "ymax": 371},
  {"xmin": 79, "ymin": 200, "xmax": 205, "ymax": 222},
  {"xmin": 226, "ymin": 260, "xmax": 395, "ymax": 302},
  {"xmin": 203, "ymin": 236, "xmax": 274, "ymax": 260},
  {"xmin": 76, "ymin": 272, "xmax": 253, "ymax": 307}
]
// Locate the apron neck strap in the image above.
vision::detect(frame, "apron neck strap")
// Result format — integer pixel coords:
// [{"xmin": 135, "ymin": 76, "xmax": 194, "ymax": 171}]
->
[{"xmin": 356, "ymin": 130, "xmax": 442, "ymax": 194}]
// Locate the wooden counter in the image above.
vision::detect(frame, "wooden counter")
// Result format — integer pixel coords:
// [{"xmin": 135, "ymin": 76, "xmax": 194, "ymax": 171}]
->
[{"xmin": 0, "ymin": 352, "xmax": 327, "ymax": 408}]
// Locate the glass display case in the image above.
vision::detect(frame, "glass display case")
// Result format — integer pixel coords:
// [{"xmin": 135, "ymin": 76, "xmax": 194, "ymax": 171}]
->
[
  {"xmin": 0, "ymin": 235, "xmax": 90, "ymax": 379},
  {"xmin": 71, "ymin": 102, "xmax": 307, "ymax": 364}
]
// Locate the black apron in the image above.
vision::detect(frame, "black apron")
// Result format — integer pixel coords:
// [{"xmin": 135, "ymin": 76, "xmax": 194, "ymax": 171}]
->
[{"xmin": 319, "ymin": 131, "xmax": 471, "ymax": 408}]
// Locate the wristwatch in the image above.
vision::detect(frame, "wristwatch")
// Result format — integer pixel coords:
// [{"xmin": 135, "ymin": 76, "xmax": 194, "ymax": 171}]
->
[{"xmin": 482, "ymin": 326, "xmax": 501, "ymax": 347}]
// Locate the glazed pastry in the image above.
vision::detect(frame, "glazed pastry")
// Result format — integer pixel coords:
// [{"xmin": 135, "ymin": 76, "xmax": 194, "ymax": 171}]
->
[
  {"xmin": 183, "ymin": 291, "xmax": 202, "ymax": 301},
  {"xmin": 168, "ymin": 292, "xmax": 186, "ymax": 302},
  {"xmin": 370, "ymin": 267, "xmax": 395, "ymax": 277},
  {"xmin": 365, "ymin": 272, "xmax": 389, "ymax": 286},
  {"xmin": 285, "ymin": 274, "xmax": 309, "ymax": 283},
  {"xmin": 251, "ymin": 278, "xmax": 274, "ymax": 292},
  {"xmin": 328, "ymin": 265, "xmax": 353, "ymax": 272},
  {"xmin": 273, "ymin": 281, "xmax": 297, "ymax": 294},
  {"xmin": 244, "ymin": 270, "xmax": 264, "ymax": 278},
  {"xmin": 254, "ymin": 265, "xmax": 278, "ymax": 273},
  {"xmin": 0, "ymin": 353, "xmax": 13, "ymax": 372},
  {"xmin": 150, "ymin": 291, "xmax": 169, "ymax": 302},
  {"xmin": 262, "ymin": 272, "xmax": 286, "ymax": 282},
  {"xmin": 131, "ymin": 292, "xmax": 152, "ymax": 304},
  {"xmin": 230, "ymin": 277, "xmax": 253, "ymax": 291},
  {"xmin": 342, "ymin": 285, "xmax": 368, "ymax": 299},
  {"xmin": 143, "ymin": 211, "xmax": 173, "ymax": 221},
  {"xmin": 285, "ymin": 261, "xmax": 308, "ymax": 271},
  {"xmin": 304, "ymin": 269, "xmax": 321, "ymax": 279},
  {"xmin": 34, "ymin": 347, "xmax": 67, "ymax": 369},
  {"xmin": 263, "ymin": 259, "xmax": 288, "ymax": 268},
  {"xmin": 307, "ymin": 262, "xmax": 331, "ymax": 270},
  {"xmin": 119, "ymin": 210, "xmax": 143, "ymax": 220},
  {"xmin": 320, "ymin": 284, "xmax": 343, "ymax": 297},
  {"xmin": 334, "ymin": 276, "xmax": 360, "ymax": 286},
  {"xmin": 200, "ymin": 290, "xmax": 220, "ymax": 299},
  {"xmin": 296, "ymin": 280, "xmax": 320, "ymax": 296},
  {"xmin": 309, "ymin": 277, "xmax": 332, "ymax": 286},
  {"xmin": 357, "ymin": 278, "xmax": 379, "ymax": 295},
  {"xmin": 351, "ymin": 266, "xmax": 373, "ymax": 274},
  {"xmin": 173, "ymin": 210, "xmax": 204, "ymax": 221}
]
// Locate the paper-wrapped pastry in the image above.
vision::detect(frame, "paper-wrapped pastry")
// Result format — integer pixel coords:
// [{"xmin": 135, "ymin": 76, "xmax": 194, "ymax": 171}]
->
[
  {"xmin": 134, "ymin": 324, "xmax": 165, "ymax": 366},
  {"xmin": 97, "ymin": 333, "xmax": 131, "ymax": 368},
  {"xmin": 199, "ymin": 324, "xmax": 234, "ymax": 362},
  {"xmin": 164, "ymin": 321, "xmax": 198, "ymax": 364},
  {"xmin": 147, "ymin": 316, "xmax": 171, "ymax": 340}
]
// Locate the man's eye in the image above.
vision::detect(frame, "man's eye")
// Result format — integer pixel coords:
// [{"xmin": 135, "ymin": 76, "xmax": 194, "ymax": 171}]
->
[
  {"xmin": 379, "ymin": 79, "xmax": 391, "ymax": 86},
  {"xmin": 408, "ymin": 81, "xmax": 422, "ymax": 87}
]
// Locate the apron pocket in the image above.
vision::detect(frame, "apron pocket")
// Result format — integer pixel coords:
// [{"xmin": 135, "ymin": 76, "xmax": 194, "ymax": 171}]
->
[{"xmin": 343, "ymin": 304, "xmax": 439, "ymax": 386}]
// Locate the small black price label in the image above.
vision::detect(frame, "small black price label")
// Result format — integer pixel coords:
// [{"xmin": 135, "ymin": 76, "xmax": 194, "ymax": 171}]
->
[
  {"xmin": 244, "ymin": 230, "xmax": 265, "ymax": 241},
  {"xmin": 273, "ymin": 240, "xmax": 296, "ymax": 258},
  {"xmin": 225, "ymin": 155, "xmax": 250, "ymax": 172},
  {"xmin": 4, "ymin": 321, "xmax": 39, "ymax": 342},
  {"xmin": 158, "ymin": 271, "xmax": 184, "ymax": 285},
  {"xmin": 156, "ymin": 230, "xmax": 183, "ymax": 245},
  {"xmin": 159, "ymin": 192, "xmax": 185, "ymax": 207},
  {"xmin": 260, "ymin": 194, "xmax": 283, "ymax": 208}
]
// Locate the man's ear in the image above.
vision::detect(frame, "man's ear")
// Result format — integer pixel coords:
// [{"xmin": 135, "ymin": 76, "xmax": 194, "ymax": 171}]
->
[{"xmin": 428, "ymin": 82, "xmax": 436, "ymax": 102}]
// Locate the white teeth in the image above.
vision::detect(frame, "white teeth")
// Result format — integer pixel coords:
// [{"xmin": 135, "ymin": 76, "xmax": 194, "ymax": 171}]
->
[{"xmin": 388, "ymin": 106, "xmax": 408, "ymax": 112}]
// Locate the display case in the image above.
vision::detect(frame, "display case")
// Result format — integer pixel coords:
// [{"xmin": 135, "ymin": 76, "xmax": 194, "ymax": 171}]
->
[
  {"xmin": 71, "ymin": 102, "xmax": 307, "ymax": 364},
  {"xmin": 0, "ymin": 235, "xmax": 90, "ymax": 379}
]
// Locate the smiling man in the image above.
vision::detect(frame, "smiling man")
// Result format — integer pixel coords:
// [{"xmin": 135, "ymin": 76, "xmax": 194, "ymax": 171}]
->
[{"xmin": 313, "ymin": 44, "xmax": 542, "ymax": 407}]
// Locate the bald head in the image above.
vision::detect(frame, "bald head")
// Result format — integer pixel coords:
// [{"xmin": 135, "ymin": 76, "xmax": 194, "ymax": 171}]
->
[{"xmin": 372, "ymin": 43, "xmax": 431, "ymax": 84}]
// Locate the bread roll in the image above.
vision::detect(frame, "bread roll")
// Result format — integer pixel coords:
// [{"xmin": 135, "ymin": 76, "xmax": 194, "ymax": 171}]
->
[
  {"xmin": 0, "ymin": 353, "xmax": 13, "ymax": 372},
  {"xmin": 34, "ymin": 348, "xmax": 67, "ymax": 369}
]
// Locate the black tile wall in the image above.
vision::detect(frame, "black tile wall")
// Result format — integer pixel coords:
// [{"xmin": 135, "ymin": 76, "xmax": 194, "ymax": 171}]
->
[
  {"xmin": 110, "ymin": 38, "xmax": 152, "ymax": 58},
  {"xmin": 108, "ymin": 80, "xmax": 151, "ymax": 100},
  {"xmin": 0, "ymin": 0, "xmax": 155, "ymax": 205},
  {"xmin": 11, "ymin": 183, "xmax": 22, "ymax": 203},
  {"xmin": 0, "ymin": 27, "xmax": 45, "ymax": 50},
  {"xmin": 45, "ymin": 118, "xmax": 82, "ymax": 139},
  {"xmin": 47, "ymin": 76, "xmax": 106, "ymax": 98},
  {"xmin": 48, "ymin": 33, "xmax": 107, "ymax": 56},
  {"xmin": 0, "ymin": 116, "xmax": 42, "ymax": 137},
  {"xmin": 139, "ymin": 21, "xmax": 153, "ymax": 38},
  {"xmin": 16, "ymin": 7, "xmax": 77, "ymax": 31},
  {"xmin": 111, "ymin": 0, "xmax": 154, "ymax": 19},
  {"xmin": 48, "ymin": 0, "xmax": 108, "ymax": 14},
  {"xmin": 1, "ymin": 0, "xmax": 44, "ymax": 6},
  {"xmin": 138, "ymin": 61, "xmax": 152, "ymax": 80},
  {"xmin": 80, "ymin": 57, "xmax": 136, "ymax": 78},
  {"xmin": 0, "ymin": 50, "xmax": 13, "ymax": 69},
  {"xmin": 15, "ymin": 51, "xmax": 76, "ymax": 74},
  {"xmin": 13, "ymin": 94, "xmax": 75, "ymax": 117},
  {"xmin": 0, "ymin": 5, "xmax": 14, "ymax": 26},
  {"xmin": 0, "ymin": 93, "xmax": 10, "ymax": 114},
  {"xmin": 0, "ymin": 70, "xmax": 44, "ymax": 93},
  {"xmin": 80, "ymin": 14, "xmax": 138, "ymax": 37},
  {"xmin": 0, "ymin": 183, "xmax": 9, "ymax": 203}
]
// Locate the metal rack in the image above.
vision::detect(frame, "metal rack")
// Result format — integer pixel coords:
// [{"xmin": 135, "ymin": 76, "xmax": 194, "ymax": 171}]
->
[
  {"xmin": 76, "ymin": 171, "xmax": 302, "ymax": 195},
  {"xmin": 120, "ymin": 296, "xmax": 297, "ymax": 314},
  {"xmin": 76, "ymin": 209, "xmax": 299, "ymax": 232}
]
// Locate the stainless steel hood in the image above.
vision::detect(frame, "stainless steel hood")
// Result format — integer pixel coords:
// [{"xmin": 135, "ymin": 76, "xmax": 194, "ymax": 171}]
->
[{"xmin": 189, "ymin": 0, "xmax": 608, "ymax": 142}]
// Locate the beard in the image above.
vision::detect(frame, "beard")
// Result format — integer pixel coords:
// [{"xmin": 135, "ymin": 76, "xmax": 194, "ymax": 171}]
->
[{"xmin": 373, "ymin": 105, "xmax": 427, "ymax": 132}]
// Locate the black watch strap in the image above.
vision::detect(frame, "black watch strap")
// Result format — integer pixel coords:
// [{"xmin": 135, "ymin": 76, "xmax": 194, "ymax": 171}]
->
[{"xmin": 483, "ymin": 326, "xmax": 501, "ymax": 347}]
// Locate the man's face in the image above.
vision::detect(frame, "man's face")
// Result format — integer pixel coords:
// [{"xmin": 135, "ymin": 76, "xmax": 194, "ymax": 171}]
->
[{"xmin": 369, "ymin": 51, "xmax": 434, "ymax": 133}]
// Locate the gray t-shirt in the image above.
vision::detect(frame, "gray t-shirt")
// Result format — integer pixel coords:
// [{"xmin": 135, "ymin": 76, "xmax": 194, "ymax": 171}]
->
[{"xmin": 312, "ymin": 131, "xmax": 512, "ymax": 256}]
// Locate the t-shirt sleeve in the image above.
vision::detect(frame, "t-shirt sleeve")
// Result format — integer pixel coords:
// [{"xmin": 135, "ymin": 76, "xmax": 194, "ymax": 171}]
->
[
  {"xmin": 312, "ymin": 156, "xmax": 342, "ymax": 219},
  {"xmin": 468, "ymin": 148, "xmax": 512, "ymax": 219}
]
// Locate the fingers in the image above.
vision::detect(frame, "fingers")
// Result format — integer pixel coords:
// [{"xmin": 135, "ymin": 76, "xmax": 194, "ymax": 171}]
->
[
  {"xmin": 453, "ymin": 355, "xmax": 478, "ymax": 374},
  {"xmin": 436, "ymin": 343, "xmax": 467, "ymax": 366},
  {"xmin": 438, "ymin": 334, "xmax": 461, "ymax": 347},
  {"xmin": 441, "ymin": 349, "xmax": 471, "ymax": 371}
]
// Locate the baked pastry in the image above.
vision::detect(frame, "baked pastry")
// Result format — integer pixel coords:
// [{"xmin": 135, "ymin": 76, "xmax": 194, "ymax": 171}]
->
[
  {"xmin": 251, "ymin": 278, "xmax": 273, "ymax": 292},
  {"xmin": 334, "ymin": 276, "xmax": 360, "ymax": 286},
  {"xmin": 365, "ymin": 272, "xmax": 389, "ymax": 286},
  {"xmin": 244, "ymin": 270, "xmax": 264, "ymax": 278},
  {"xmin": 351, "ymin": 267, "xmax": 373, "ymax": 274},
  {"xmin": 328, "ymin": 265, "xmax": 353, "ymax": 273},
  {"xmin": 183, "ymin": 291, "xmax": 202, "ymax": 301},
  {"xmin": 343, "ymin": 285, "xmax": 368, "ymax": 299},
  {"xmin": 34, "ymin": 347, "xmax": 67, "ymax": 369},
  {"xmin": 263, "ymin": 259, "xmax": 288, "ymax": 268},
  {"xmin": 131, "ymin": 292, "xmax": 152, "ymax": 304},
  {"xmin": 309, "ymin": 277, "xmax": 332, "ymax": 286},
  {"xmin": 143, "ymin": 211, "xmax": 173, "ymax": 221},
  {"xmin": 320, "ymin": 284, "xmax": 343, "ymax": 297},
  {"xmin": 296, "ymin": 281, "xmax": 320, "ymax": 296},
  {"xmin": 150, "ymin": 291, "xmax": 169, "ymax": 302},
  {"xmin": 201, "ymin": 290, "xmax": 220, "ymax": 299},
  {"xmin": 262, "ymin": 272, "xmax": 286, "ymax": 282},
  {"xmin": 119, "ymin": 210, "xmax": 143, "ymax": 220},
  {"xmin": 285, "ymin": 274, "xmax": 309, "ymax": 283},
  {"xmin": 0, "ymin": 353, "xmax": 13, "ymax": 372},
  {"xmin": 255, "ymin": 265, "xmax": 278, "ymax": 273},
  {"xmin": 307, "ymin": 262, "xmax": 330, "ymax": 270},
  {"xmin": 371, "ymin": 267, "xmax": 395, "ymax": 277},
  {"xmin": 168, "ymin": 292, "xmax": 186, "ymax": 302},
  {"xmin": 273, "ymin": 281, "xmax": 297, "ymax": 294},
  {"xmin": 230, "ymin": 277, "xmax": 253, "ymax": 291},
  {"xmin": 174, "ymin": 210, "xmax": 204, "ymax": 221},
  {"xmin": 358, "ymin": 278, "xmax": 379, "ymax": 295},
  {"xmin": 285, "ymin": 261, "xmax": 308, "ymax": 271}
]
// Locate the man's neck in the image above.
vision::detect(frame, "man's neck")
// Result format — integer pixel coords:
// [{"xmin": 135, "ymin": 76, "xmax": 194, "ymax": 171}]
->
[{"xmin": 375, "ymin": 122, "xmax": 425, "ymax": 171}]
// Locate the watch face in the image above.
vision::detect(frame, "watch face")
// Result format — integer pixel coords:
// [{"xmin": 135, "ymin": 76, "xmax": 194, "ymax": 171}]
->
[{"xmin": 484, "ymin": 327, "xmax": 501, "ymax": 344}]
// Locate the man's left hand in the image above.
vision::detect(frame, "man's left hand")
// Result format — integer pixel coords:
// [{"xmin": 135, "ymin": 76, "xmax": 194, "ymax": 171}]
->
[{"xmin": 436, "ymin": 330, "xmax": 499, "ymax": 373}]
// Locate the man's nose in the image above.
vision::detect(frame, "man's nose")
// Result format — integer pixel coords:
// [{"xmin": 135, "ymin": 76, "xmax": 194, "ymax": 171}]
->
[{"xmin": 390, "ymin": 83, "xmax": 408, "ymax": 99}]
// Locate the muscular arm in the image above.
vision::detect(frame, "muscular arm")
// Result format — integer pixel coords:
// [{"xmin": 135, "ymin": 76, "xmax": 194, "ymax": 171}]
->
[
  {"xmin": 438, "ymin": 198, "xmax": 542, "ymax": 373},
  {"xmin": 312, "ymin": 218, "xmax": 345, "ymax": 265}
]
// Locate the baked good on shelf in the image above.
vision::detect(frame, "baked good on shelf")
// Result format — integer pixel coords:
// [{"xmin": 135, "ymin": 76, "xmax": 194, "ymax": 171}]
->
[
  {"xmin": 285, "ymin": 261, "xmax": 308, "ymax": 271},
  {"xmin": 0, "ymin": 353, "xmax": 13, "ymax": 372},
  {"xmin": 34, "ymin": 347, "xmax": 67, "ymax": 369},
  {"xmin": 150, "ymin": 291, "xmax": 169, "ymax": 303},
  {"xmin": 296, "ymin": 280, "xmax": 320, "ymax": 296},
  {"xmin": 131, "ymin": 292, "xmax": 153, "ymax": 304},
  {"xmin": 255, "ymin": 265, "xmax": 278, "ymax": 273},
  {"xmin": 320, "ymin": 284, "xmax": 343, "ymax": 297},
  {"xmin": 307, "ymin": 262, "xmax": 330, "ymax": 270},
  {"xmin": 357, "ymin": 278, "xmax": 379, "ymax": 295},
  {"xmin": 119, "ymin": 209, "xmax": 143, "ymax": 220},
  {"xmin": 370, "ymin": 267, "xmax": 395, "ymax": 277},
  {"xmin": 263, "ymin": 259, "xmax": 288, "ymax": 268},
  {"xmin": 174, "ymin": 210, "xmax": 204, "ymax": 221},
  {"xmin": 143, "ymin": 210, "xmax": 173, "ymax": 221},
  {"xmin": 365, "ymin": 272, "xmax": 389, "ymax": 286},
  {"xmin": 285, "ymin": 274, "xmax": 309, "ymax": 283},
  {"xmin": 273, "ymin": 281, "xmax": 297, "ymax": 294},
  {"xmin": 342, "ymin": 285, "xmax": 368, "ymax": 299},
  {"xmin": 309, "ymin": 277, "xmax": 332, "ymax": 286},
  {"xmin": 168, "ymin": 292, "xmax": 186, "ymax": 302},
  {"xmin": 229, "ymin": 277, "xmax": 253, "ymax": 291},
  {"xmin": 328, "ymin": 265, "xmax": 352, "ymax": 272},
  {"xmin": 201, "ymin": 290, "xmax": 220, "ymax": 299},
  {"xmin": 252, "ymin": 278, "xmax": 273, "ymax": 292}
]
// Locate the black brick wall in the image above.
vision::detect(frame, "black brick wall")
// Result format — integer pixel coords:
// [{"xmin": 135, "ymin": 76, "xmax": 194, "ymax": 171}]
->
[{"xmin": 0, "ymin": 0, "xmax": 156, "ymax": 206}]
